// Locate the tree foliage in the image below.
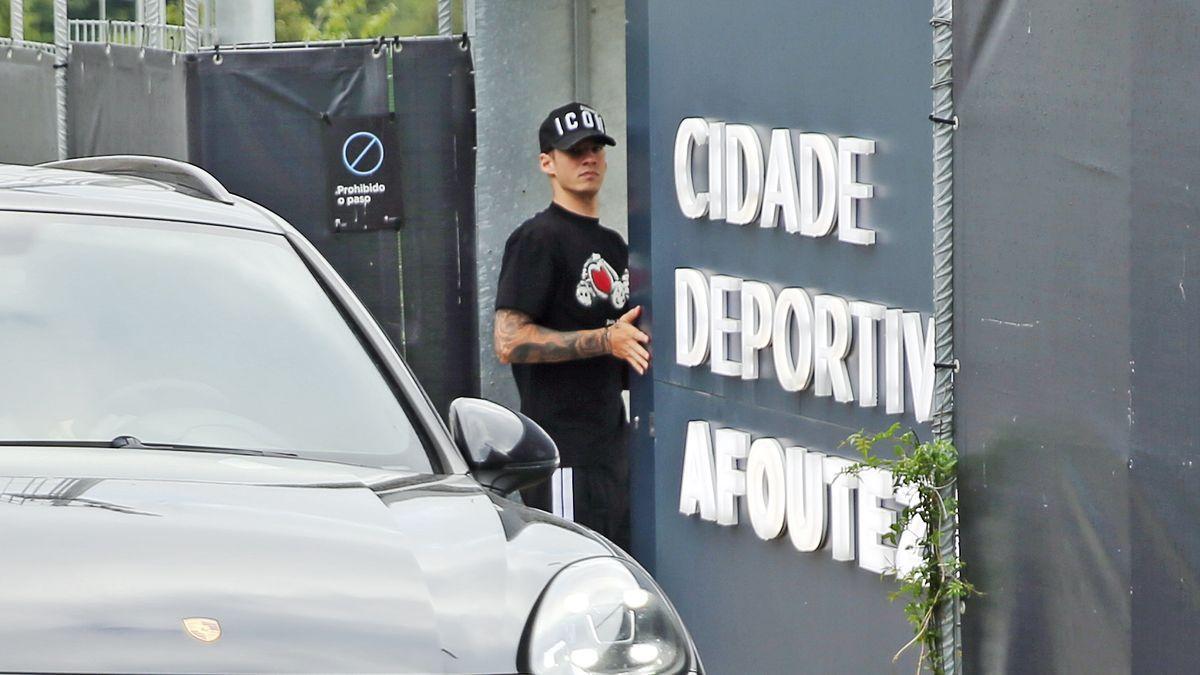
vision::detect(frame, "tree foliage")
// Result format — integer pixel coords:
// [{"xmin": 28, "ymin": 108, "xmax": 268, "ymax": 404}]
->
[
  {"xmin": 1, "ymin": 0, "xmax": 454, "ymax": 44},
  {"xmin": 843, "ymin": 423, "xmax": 977, "ymax": 675}
]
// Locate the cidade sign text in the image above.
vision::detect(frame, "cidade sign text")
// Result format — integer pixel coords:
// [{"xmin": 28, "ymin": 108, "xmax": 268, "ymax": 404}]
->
[
  {"xmin": 674, "ymin": 118, "xmax": 876, "ymax": 245},
  {"xmin": 671, "ymin": 117, "xmax": 931, "ymax": 574}
]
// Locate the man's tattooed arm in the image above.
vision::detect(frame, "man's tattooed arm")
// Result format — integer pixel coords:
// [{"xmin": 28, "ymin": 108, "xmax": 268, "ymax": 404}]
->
[{"xmin": 493, "ymin": 309, "xmax": 610, "ymax": 364}]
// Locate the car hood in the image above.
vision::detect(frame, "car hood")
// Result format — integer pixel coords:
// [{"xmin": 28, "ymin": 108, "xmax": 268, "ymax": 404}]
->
[{"xmin": 0, "ymin": 447, "xmax": 615, "ymax": 674}]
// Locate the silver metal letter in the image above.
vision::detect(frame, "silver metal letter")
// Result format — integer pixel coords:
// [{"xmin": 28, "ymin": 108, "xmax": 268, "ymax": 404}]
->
[
  {"xmin": 785, "ymin": 446, "xmax": 827, "ymax": 552},
  {"xmin": 760, "ymin": 129, "xmax": 801, "ymax": 231},
  {"xmin": 857, "ymin": 466, "xmax": 898, "ymax": 574},
  {"xmin": 813, "ymin": 294, "xmax": 854, "ymax": 403},
  {"xmin": 740, "ymin": 280, "xmax": 775, "ymax": 380},
  {"xmin": 673, "ymin": 118, "xmax": 710, "ymax": 219},
  {"xmin": 903, "ymin": 312, "xmax": 936, "ymax": 423},
  {"xmin": 679, "ymin": 421, "xmax": 717, "ymax": 521},
  {"xmin": 884, "ymin": 308, "xmax": 905, "ymax": 415},
  {"xmin": 799, "ymin": 133, "xmax": 838, "ymax": 237},
  {"xmin": 674, "ymin": 268, "xmax": 710, "ymax": 367},
  {"xmin": 823, "ymin": 456, "xmax": 859, "ymax": 562},
  {"xmin": 849, "ymin": 301, "xmax": 885, "ymax": 407},
  {"xmin": 708, "ymin": 275, "xmax": 742, "ymax": 377},
  {"xmin": 837, "ymin": 137, "xmax": 877, "ymax": 245},
  {"xmin": 724, "ymin": 124, "xmax": 764, "ymax": 226},
  {"xmin": 772, "ymin": 288, "xmax": 814, "ymax": 392},
  {"xmin": 714, "ymin": 428, "xmax": 750, "ymax": 526},
  {"xmin": 893, "ymin": 483, "xmax": 925, "ymax": 576},
  {"xmin": 707, "ymin": 122, "xmax": 726, "ymax": 221},
  {"xmin": 746, "ymin": 437, "xmax": 787, "ymax": 540}
]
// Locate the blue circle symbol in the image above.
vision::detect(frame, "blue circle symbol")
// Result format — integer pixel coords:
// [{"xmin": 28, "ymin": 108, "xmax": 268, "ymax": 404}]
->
[{"xmin": 342, "ymin": 131, "xmax": 384, "ymax": 177}]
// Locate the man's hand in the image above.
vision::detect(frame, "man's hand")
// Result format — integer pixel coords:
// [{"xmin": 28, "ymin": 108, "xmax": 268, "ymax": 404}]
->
[{"xmin": 608, "ymin": 306, "xmax": 651, "ymax": 375}]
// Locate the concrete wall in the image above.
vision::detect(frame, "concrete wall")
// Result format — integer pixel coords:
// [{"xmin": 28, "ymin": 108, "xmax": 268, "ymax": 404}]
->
[{"xmin": 473, "ymin": 0, "xmax": 626, "ymax": 407}]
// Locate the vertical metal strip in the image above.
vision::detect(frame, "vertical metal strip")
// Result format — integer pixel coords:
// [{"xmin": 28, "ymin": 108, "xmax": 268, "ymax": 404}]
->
[
  {"xmin": 437, "ymin": 0, "xmax": 453, "ymax": 36},
  {"xmin": 53, "ymin": 0, "xmax": 67, "ymax": 160},
  {"xmin": 184, "ymin": 0, "xmax": 199, "ymax": 52},
  {"xmin": 463, "ymin": 0, "xmax": 476, "ymax": 37},
  {"xmin": 143, "ymin": 0, "xmax": 163, "ymax": 49},
  {"xmin": 550, "ymin": 468, "xmax": 563, "ymax": 516},
  {"xmin": 930, "ymin": 0, "xmax": 960, "ymax": 671},
  {"xmin": 572, "ymin": 0, "xmax": 591, "ymax": 103},
  {"xmin": 10, "ymin": 0, "xmax": 23, "ymax": 40},
  {"xmin": 561, "ymin": 468, "xmax": 574, "ymax": 521}
]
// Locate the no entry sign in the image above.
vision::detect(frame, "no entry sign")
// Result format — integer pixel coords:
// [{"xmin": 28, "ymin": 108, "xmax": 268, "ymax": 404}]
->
[{"xmin": 325, "ymin": 115, "xmax": 403, "ymax": 232}]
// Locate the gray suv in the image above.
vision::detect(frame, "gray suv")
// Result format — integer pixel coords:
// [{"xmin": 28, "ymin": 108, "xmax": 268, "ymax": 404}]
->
[{"xmin": 0, "ymin": 157, "xmax": 700, "ymax": 675}]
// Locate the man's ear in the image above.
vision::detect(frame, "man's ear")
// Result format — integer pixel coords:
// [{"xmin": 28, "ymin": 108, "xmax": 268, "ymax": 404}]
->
[{"xmin": 539, "ymin": 151, "xmax": 556, "ymax": 177}]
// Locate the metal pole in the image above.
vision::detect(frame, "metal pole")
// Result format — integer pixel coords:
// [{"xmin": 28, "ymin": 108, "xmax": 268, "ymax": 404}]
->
[
  {"xmin": 53, "ymin": 0, "xmax": 67, "ymax": 160},
  {"xmin": 143, "ymin": 0, "xmax": 164, "ymax": 49},
  {"xmin": 463, "ymin": 0, "xmax": 475, "ymax": 37},
  {"xmin": 184, "ymin": 0, "xmax": 199, "ymax": 51},
  {"xmin": 10, "ymin": 0, "xmax": 22, "ymax": 40},
  {"xmin": 572, "ymin": 0, "xmax": 591, "ymax": 103},
  {"xmin": 98, "ymin": 0, "xmax": 105, "ymax": 22},
  {"xmin": 930, "ymin": 0, "xmax": 960, "ymax": 671},
  {"xmin": 437, "ymin": 0, "xmax": 452, "ymax": 36}
]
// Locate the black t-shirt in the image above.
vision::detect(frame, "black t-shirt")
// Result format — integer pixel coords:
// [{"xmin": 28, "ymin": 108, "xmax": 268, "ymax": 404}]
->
[{"xmin": 495, "ymin": 202, "xmax": 630, "ymax": 466}]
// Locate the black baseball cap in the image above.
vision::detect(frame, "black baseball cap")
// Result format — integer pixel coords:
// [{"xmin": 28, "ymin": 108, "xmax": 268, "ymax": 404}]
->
[{"xmin": 538, "ymin": 102, "xmax": 617, "ymax": 153}]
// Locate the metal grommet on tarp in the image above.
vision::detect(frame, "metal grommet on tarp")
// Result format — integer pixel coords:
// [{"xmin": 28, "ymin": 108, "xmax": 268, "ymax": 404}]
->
[{"xmin": 212, "ymin": 44, "xmax": 223, "ymax": 64}]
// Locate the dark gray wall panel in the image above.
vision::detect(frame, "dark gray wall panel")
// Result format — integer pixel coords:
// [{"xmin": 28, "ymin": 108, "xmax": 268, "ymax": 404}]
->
[
  {"xmin": 391, "ymin": 38, "xmax": 480, "ymax": 413},
  {"xmin": 624, "ymin": 0, "xmax": 655, "ymax": 567},
  {"xmin": 627, "ymin": 0, "xmax": 934, "ymax": 672},
  {"xmin": 950, "ymin": 0, "xmax": 1137, "ymax": 667},
  {"xmin": 1128, "ymin": 2, "xmax": 1200, "ymax": 671},
  {"xmin": 0, "ymin": 46, "xmax": 58, "ymax": 164},
  {"xmin": 68, "ymin": 44, "xmax": 188, "ymax": 161}
]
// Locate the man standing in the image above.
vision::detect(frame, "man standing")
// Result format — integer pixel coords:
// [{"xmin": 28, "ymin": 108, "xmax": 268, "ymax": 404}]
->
[{"xmin": 493, "ymin": 102, "xmax": 649, "ymax": 551}]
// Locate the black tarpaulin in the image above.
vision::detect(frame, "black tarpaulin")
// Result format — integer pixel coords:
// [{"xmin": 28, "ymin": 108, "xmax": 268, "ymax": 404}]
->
[
  {"xmin": 68, "ymin": 44, "xmax": 188, "ymax": 160},
  {"xmin": 185, "ymin": 41, "xmax": 477, "ymax": 415},
  {"xmin": 0, "ymin": 45, "xmax": 57, "ymax": 164},
  {"xmin": 391, "ymin": 38, "xmax": 479, "ymax": 415}
]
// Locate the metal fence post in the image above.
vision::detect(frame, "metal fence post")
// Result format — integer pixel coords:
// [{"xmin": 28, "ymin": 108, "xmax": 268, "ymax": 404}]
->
[
  {"xmin": 572, "ymin": 0, "xmax": 590, "ymax": 103},
  {"xmin": 930, "ymin": 0, "xmax": 961, "ymax": 671},
  {"xmin": 143, "ymin": 0, "xmax": 165, "ymax": 49},
  {"xmin": 53, "ymin": 0, "xmax": 67, "ymax": 160},
  {"xmin": 10, "ymin": 0, "xmax": 22, "ymax": 40},
  {"xmin": 437, "ymin": 0, "xmax": 453, "ymax": 36},
  {"xmin": 184, "ymin": 0, "xmax": 199, "ymax": 52}
]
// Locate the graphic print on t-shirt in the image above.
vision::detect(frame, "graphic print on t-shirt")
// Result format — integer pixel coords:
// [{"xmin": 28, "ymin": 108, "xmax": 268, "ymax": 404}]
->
[{"xmin": 575, "ymin": 253, "xmax": 629, "ymax": 309}]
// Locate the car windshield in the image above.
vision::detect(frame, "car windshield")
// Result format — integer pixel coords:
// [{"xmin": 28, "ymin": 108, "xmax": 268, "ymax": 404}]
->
[{"xmin": 0, "ymin": 212, "xmax": 432, "ymax": 472}]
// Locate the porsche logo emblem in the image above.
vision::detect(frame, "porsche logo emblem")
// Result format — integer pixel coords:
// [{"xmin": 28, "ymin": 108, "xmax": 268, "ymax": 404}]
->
[{"xmin": 182, "ymin": 617, "xmax": 221, "ymax": 643}]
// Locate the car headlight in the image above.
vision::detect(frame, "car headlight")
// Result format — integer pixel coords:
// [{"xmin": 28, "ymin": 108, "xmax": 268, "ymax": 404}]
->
[{"xmin": 521, "ymin": 557, "xmax": 693, "ymax": 675}]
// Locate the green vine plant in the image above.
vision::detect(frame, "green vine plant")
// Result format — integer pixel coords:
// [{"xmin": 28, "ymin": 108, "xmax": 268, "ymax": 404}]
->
[{"xmin": 842, "ymin": 422, "xmax": 978, "ymax": 675}]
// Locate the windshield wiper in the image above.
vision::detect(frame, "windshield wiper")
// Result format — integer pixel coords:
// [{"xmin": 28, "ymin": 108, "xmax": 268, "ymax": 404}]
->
[
  {"xmin": 0, "ymin": 437, "xmax": 299, "ymax": 459},
  {"xmin": 109, "ymin": 436, "xmax": 301, "ymax": 458}
]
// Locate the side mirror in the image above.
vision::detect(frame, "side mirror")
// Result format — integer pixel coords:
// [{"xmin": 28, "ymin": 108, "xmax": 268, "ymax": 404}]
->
[{"xmin": 447, "ymin": 398, "xmax": 559, "ymax": 495}]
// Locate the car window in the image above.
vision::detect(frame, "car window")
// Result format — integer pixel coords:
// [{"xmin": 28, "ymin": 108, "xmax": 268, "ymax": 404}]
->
[{"xmin": 0, "ymin": 212, "xmax": 432, "ymax": 472}]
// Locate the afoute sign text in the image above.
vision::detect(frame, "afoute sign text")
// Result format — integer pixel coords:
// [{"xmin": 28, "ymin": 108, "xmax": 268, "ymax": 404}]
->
[{"xmin": 678, "ymin": 421, "xmax": 922, "ymax": 576}]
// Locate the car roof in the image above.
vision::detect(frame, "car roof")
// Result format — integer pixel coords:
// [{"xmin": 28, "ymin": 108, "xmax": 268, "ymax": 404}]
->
[{"xmin": 0, "ymin": 161, "xmax": 284, "ymax": 234}]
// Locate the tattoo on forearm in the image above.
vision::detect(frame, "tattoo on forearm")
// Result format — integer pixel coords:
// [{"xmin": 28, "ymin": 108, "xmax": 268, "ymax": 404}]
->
[{"xmin": 494, "ymin": 309, "xmax": 609, "ymax": 364}]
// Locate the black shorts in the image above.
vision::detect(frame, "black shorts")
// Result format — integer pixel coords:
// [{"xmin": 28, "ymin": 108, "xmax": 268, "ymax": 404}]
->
[{"xmin": 520, "ymin": 433, "xmax": 630, "ymax": 552}]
